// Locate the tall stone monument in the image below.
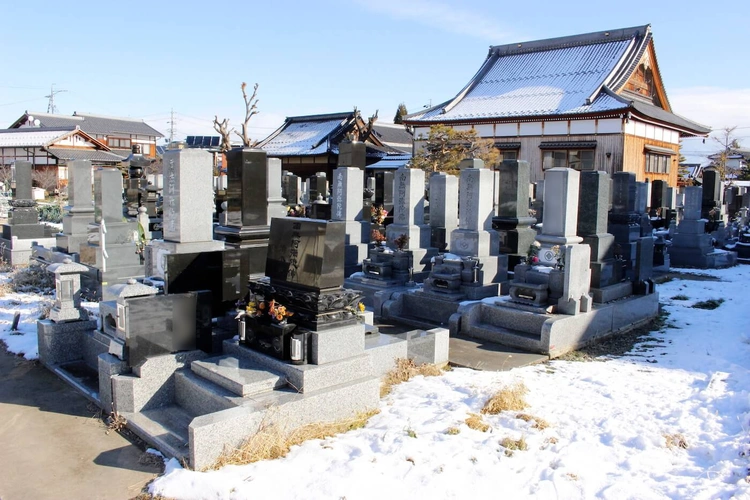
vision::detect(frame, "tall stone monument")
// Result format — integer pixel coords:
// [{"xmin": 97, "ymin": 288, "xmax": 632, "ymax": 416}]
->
[
  {"xmin": 492, "ymin": 160, "xmax": 536, "ymax": 270},
  {"xmin": 428, "ymin": 172, "xmax": 458, "ymax": 252},
  {"xmin": 56, "ymin": 160, "xmax": 96, "ymax": 254},
  {"xmin": 0, "ymin": 161, "xmax": 57, "ymax": 264},
  {"xmin": 79, "ymin": 167, "xmax": 143, "ymax": 298},
  {"xmin": 332, "ymin": 165, "xmax": 368, "ymax": 277}
]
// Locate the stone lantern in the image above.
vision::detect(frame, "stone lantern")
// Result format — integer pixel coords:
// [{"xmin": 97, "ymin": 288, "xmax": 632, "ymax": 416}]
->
[{"xmin": 47, "ymin": 258, "xmax": 89, "ymax": 322}]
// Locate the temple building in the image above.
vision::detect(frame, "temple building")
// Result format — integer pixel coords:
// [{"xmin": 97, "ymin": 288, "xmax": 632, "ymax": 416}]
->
[{"xmin": 404, "ymin": 25, "xmax": 710, "ymax": 186}]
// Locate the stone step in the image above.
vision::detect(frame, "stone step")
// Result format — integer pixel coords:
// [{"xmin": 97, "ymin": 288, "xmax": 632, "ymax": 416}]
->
[
  {"xmin": 174, "ymin": 369, "xmax": 240, "ymax": 417},
  {"xmin": 465, "ymin": 322, "xmax": 544, "ymax": 354},
  {"xmin": 123, "ymin": 404, "xmax": 194, "ymax": 463},
  {"xmin": 478, "ymin": 302, "xmax": 551, "ymax": 335},
  {"xmin": 191, "ymin": 355, "xmax": 287, "ymax": 397}
]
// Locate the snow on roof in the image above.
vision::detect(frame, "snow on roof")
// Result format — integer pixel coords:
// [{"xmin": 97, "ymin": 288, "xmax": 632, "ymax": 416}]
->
[
  {"xmin": 0, "ymin": 127, "xmax": 76, "ymax": 147},
  {"xmin": 12, "ymin": 111, "xmax": 163, "ymax": 137},
  {"xmin": 260, "ymin": 117, "xmax": 349, "ymax": 156}
]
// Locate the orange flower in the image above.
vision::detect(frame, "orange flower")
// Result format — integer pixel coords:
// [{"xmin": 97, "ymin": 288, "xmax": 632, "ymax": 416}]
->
[{"xmin": 258, "ymin": 302, "xmax": 265, "ymax": 310}]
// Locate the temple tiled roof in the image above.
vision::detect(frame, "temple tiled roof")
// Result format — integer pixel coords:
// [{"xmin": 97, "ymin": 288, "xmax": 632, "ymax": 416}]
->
[{"xmin": 404, "ymin": 25, "xmax": 709, "ymax": 135}]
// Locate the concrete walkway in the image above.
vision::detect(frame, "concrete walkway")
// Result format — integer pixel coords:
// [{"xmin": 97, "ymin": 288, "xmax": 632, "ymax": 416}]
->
[
  {"xmin": 449, "ymin": 335, "xmax": 548, "ymax": 371},
  {"xmin": 0, "ymin": 348, "xmax": 161, "ymax": 500}
]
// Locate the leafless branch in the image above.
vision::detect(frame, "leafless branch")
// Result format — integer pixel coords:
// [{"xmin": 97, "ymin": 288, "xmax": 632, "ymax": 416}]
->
[
  {"xmin": 234, "ymin": 82, "xmax": 260, "ymax": 148},
  {"xmin": 213, "ymin": 116, "xmax": 233, "ymax": 153}
]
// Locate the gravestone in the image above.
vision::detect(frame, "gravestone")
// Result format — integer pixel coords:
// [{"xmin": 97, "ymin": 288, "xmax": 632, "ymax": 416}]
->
[
  {"xmin": 531, "ymin": 180, "xmax": 544, "ymax": 226},
  {"xmin": 308, "ymin": 172, "xmax": 329, "ymax": 202},
  {"xmin": 510, "ymin": 168, "xmax": 592, "ymax": 315},
  {"xmin": 492, "ymin": 160, "xmax": 537, "ymax": 270},
  {"xmin": 608, "ymin": 172, "xmax": 640, "ymax": 275},
  {"xmin": 214, "ymin": 148, "xmax": 286, "ymax": 278},
  {"xmin": 670, "ymin": 186, "xmax": 737, "ymax": 268},
  {"xmin": 332, "ymin": 166, "xmax": 368, "ymax": 276},
  {"xmin": 145, "ymin": 148, "xmax": 225, "ymax": 279},
  {"xmin": 0, "ymin": 161, "xmax": 56, "ymax": 264},
  {"xmin": 385, "ymin": 166, "xmax": 437, "ymax": 275},
  {"xmin": 338, "ymin": 140, "xmax": 367, "ymax": 170},
  {"xmin": 577, "ymin": 171, "xmax": 621, "ymax": 301},
  {"xmin": 78, "ymin": 167, "xmax": 144, "ymax": 299},
  {"xmin": 374, "ymin": 170, "xmax": 394, "ymax": 210},
  {"xmin": 56, "ymin": 160, "xmax": 96, "ymax": 254},
  {"xmin": 285, "ymin": 173, "xmax": 301, "ymax": 206},
  {"xmin": 428, "ymin": 173, "xmax": 458, "ymax": 252}
]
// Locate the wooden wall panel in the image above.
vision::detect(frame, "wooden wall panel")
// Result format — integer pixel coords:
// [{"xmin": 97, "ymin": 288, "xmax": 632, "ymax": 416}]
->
[{"xmin": 622, "ymin": 134, "xmax": 679, "ymax": 186}]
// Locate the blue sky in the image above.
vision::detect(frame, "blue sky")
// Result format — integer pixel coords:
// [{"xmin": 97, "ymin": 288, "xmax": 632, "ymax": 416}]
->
[{"xmin": 1, "ymin": 0, "xmax": 748, "ymax": 159}]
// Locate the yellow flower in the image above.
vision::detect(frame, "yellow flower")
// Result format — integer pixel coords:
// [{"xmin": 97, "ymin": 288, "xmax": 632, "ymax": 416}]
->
[{"xmin": 358, "ymin": 302, "xmax": 365, "ymax": 312}]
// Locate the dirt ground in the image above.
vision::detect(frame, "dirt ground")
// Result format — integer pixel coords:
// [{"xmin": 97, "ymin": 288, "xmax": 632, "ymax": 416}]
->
[{"xmin": 0, "ymin": 347, "xmax": 162, "ymax": 500}]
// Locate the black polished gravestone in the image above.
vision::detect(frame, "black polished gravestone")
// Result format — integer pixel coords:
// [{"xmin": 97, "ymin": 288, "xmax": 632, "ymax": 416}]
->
[
  {"xmin": 248, "ymin": 218, "xmax": 361, "ymax": 331},
  {"xmin": 121, "ymin": 291, "xmax": 212, "ymax": 367},
  {"xmin": 163, "ymin": 248, "xmax": 263, "ymax": 315}
]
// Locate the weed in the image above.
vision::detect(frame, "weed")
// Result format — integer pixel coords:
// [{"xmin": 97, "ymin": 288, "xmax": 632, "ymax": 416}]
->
[
  {"xmin": 670, "ymin": 294, "xmax": 689, "ymax": 301},
  {"xmin": 664, "ymin": 433, "xmax": 689, "ymax": 450},
  {"xmin": 691, "ymin": 299, "xmax": 725, "ymax": 310},
  {"xmin": 106, "ymin": 410, "xmax": 127, "ymax": 434},
  {"xmin": 566, "ymin": 473, "xmax": 579, "ymax": 481},
  {"xmin": 380, "ymin": 358, "xmax": 443, "ymax": 397},
  {"xmin": 210, "ymin": 409, "xmax": 379, "ymax": 470},
  {"xmin": 405, "ymin": 427, "xmax": 417, "ymax": 438},
  {"xmin": 481, "ymin": 382, "xmax": 529, "ymax": 414},
  {"xmin": 516, "ymin": 413, "xmax": 549, "ymax": 430},
  {"xmin": 465, "ymin": 413, "xmax": 490, "ymax": 432},
  {"xmin": 9, "ymin": 265, "xmax": 54, "ymax": 294},
  {"xmin": 500, "ymin": 436, "xmax": 527, "ymax": 456},
  {"xmin": 444, "ymin": 427, "xmax": 460, "ymax": 435}
]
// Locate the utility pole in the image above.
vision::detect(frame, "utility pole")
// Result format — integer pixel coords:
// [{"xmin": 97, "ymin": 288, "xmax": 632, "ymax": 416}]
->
[
  {"xmin": 167, "ymin": 108, "xmax": 176, "ymax": 143},
  {"xmin": 45, "ymin": 84, "xmax": 67, "ymax": 114}
]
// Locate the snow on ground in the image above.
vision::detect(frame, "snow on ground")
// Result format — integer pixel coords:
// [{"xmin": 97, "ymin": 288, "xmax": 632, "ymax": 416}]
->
[{"xmin": 1, "ymin": 266, "xmax": 750, "ymax": 499}]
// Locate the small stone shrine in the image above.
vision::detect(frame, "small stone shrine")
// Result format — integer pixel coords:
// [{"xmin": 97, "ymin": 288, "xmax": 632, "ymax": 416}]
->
[
  {"xmin": 56, "ymin": 160, "xmax": 96, "ymax": 255},
  {"xmin": 0, "ymin": 160, "xmax": 56, "ymax": 264},
  {"xmin": 79, "ymin": 167, "xmax": 144, "ymax": 299}
]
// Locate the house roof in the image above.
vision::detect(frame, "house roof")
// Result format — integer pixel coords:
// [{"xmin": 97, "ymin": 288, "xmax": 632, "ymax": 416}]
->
[
  {"xmin": 404, "ymin": 25, "xmax": 710, "ymax": 136},
  {"xmin": 10, "ymin": 111, "xmax": 164, "ymax": 138},
  {"xmin": 258, "ymin": 111, "xmax": 389, "ymax": 157},
  {"xmin": 0, "ymin": 127, "xmax": 77, "ymax": 147},
  {"xmin": 371, "ymin": 123, "xmax": 413, "ymax": 154},
  {"xmin": 45, "ymin": 148, "xmax": 125, "ymax": 163}
]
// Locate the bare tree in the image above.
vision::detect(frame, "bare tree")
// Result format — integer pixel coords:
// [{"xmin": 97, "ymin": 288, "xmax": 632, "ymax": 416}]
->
[
  {"xmin": 213, "ymin": 116, "xmax": 233, "ymax": 153},
  {"xmin": 234, "ymin": 82, "xmax": 260, "ymax": 148},
  {"xmin": 32, "ymin": 167, "xmax": 59, "ymax": 197},
  {"xmin": 710, "ymin": 126, "xmax": 742, "ymax": 181},
  {"xmin": 0, "ymin": 165, "xmax": 13, "ymax": 192}
]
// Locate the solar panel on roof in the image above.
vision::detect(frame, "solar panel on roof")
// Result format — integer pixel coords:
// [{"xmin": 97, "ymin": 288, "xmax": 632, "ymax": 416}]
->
[
  {"xmin": 211, "ymin": 137, "xmax": 220, "ymax": 147},
  {"xmin": 186, "ymin": 136, "xmax": 196, "ymax": 146},
  {"xmin": 202, "ymin": 136, "xmax": 211, "ymax": 147}
]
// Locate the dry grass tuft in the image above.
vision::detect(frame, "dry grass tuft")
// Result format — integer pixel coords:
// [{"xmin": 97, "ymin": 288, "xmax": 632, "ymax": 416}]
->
[
  {"xmin": 0, "ymin": 280, "xmax": 12, "ymax": 298},
  {"xmin": 445, "ymin": 427, "xmax": 460, "ymax": 435},
  {"xmin": 465, "ymin": 413, "xmax": 490, "ymax": 432},
  {"xmin": 566, "ymin": 472, "xmax": 579, "ymax": 481},
  {"xmin": 664, "ymin": 433, "xmax": 689, "ymax": 450},
  {"xmin": 9, "ymin": 265, "xmax": 55, "ymax": 294},
  {"xmin": 500, "ymin": 435, "xmax": 527, "ymax": 456},
  {"xmin": 380, "ymin": 358, "xmax": 444, "ymax": 397},
  {"xmin": 481, "ymin": 382, "xmax": 529, "ymax": 415},
  {"xmin": 210, "ymin": 409, "xmax": 379, "ymax": 470},
  {"xmin": 516, "ymin": 412, "xmax": 549, "ymax": 430},
  {"xmin": 106, "ymin": 410, "xmax": 127, "ymax": 434}
]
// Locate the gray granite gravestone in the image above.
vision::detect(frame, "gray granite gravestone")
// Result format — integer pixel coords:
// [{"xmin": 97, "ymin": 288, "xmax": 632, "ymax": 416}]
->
[
  {"xmin": 332, "ymin": 166, "xmax": 368, "ymax": 276},
  {"xmin": 428, "ymin": 173, "xmax": 458, "ymax": 252},
  {"xmin": 78, "ymin": 167, "xmax": 143, "ymax": 298},
  {"xmin": 0, "ymin": 161, "xmax": 57, "ymax": 264},
  {"xmin": 492, "ymin": 160, "xmax": 537, "ymax": 270},
  {"xmin": 145, "ymin": 149, "xmax": 224, "ymax": 279},
  {"xmin": 57, "ymin": 160, "xmax": 96, "ymax": 254}
]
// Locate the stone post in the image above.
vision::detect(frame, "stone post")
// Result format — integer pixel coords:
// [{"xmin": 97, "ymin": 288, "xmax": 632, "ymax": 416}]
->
[{"xmin": 428, "ymin": 173, "xmax": 458, "ymax": 252}]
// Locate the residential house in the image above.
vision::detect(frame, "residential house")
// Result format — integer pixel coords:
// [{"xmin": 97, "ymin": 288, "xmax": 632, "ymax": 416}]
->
[
  {"xmin": 9, "ymin": 111, "xmax": 163, "ymax": 160},
  {"xmin": 404, "ymin": 25, "xmax": 710, "ymax": 187},
  {"xmin": 0, "ymin": 126, "xmax": 123, "ymax": 191}
]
